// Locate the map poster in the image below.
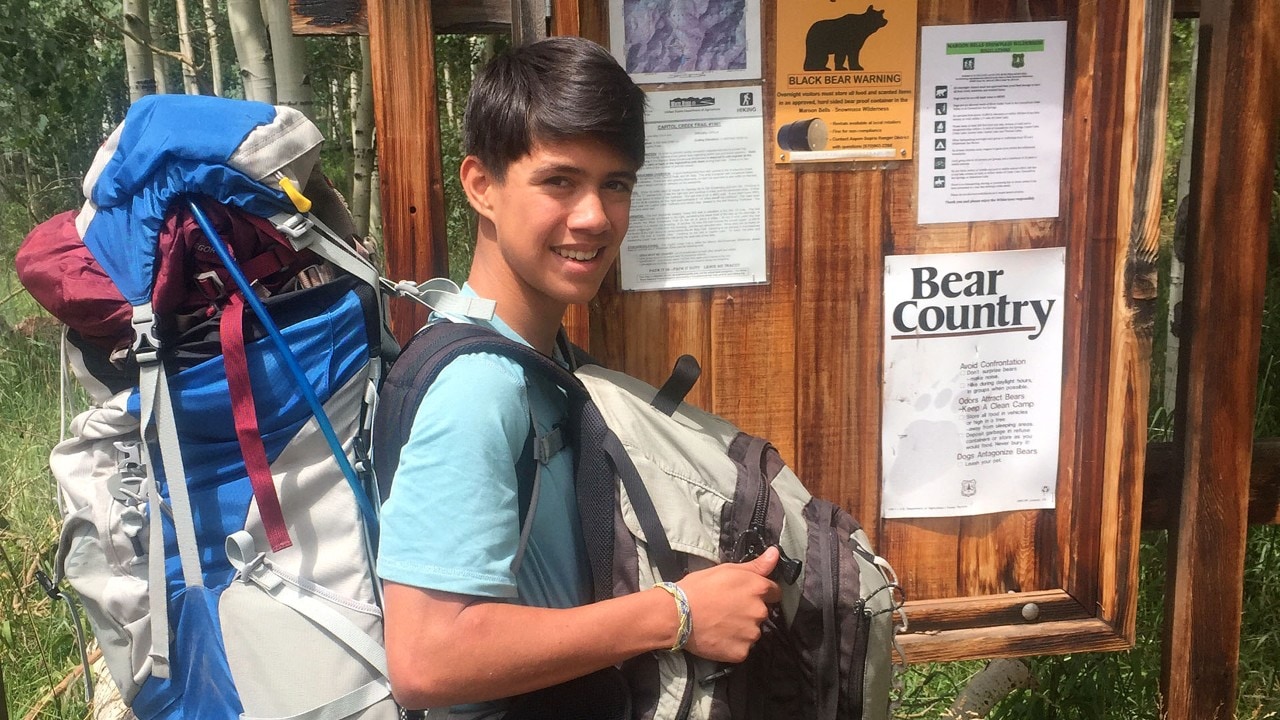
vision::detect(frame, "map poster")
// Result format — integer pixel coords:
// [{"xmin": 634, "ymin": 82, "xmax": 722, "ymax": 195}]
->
[
  {"xmin": 881, "ymin": 247, "xmax": 1065, "ymax": 519},
  {"xmin": 609, "ymin": 0, "xmax": 762, "ymax": 84},
  {"xmin": 773, "ymin": 0, "xmax": 918, "ymax": 163},
  {"xmin": 619, "ymin": 86, "xmax": 768, "ymax": 292},
  {"xmin": 916, "ymin": 21, "xmax": 1069, "ymax": 224}
]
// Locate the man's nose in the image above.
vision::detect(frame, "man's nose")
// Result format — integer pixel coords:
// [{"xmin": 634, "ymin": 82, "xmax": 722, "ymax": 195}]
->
[{"xmin": 568, "ymin": 191, "xmax": 610, "ymax": 234}]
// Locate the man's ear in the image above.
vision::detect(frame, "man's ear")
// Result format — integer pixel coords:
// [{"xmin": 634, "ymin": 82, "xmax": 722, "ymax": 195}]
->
[{"xmin": 460, "ymin": 155, "xmax": 498, "ymax": 220}]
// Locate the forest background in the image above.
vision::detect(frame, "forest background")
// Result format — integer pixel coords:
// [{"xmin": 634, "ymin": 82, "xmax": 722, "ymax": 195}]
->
[{"xmin": 0, "ymin": 2, "xmax": 1276, "ymax": 718}]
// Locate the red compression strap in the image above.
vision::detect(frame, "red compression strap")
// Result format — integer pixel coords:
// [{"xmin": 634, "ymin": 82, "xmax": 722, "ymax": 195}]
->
[{"xmin": 221, "ymin": 293, "xmax": 293, "ymax": 552}]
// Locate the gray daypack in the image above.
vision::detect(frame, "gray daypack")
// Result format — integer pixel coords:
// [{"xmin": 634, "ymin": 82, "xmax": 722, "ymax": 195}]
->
[{"xmin": 373, "ymin": 322, "xmax": 907, "ymax": 720}]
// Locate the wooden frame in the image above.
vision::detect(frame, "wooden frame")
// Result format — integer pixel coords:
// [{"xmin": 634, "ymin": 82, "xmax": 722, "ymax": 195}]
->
[{"xmin": 560, "ymin": 0, "xmax": 1158, "ymax": 663}]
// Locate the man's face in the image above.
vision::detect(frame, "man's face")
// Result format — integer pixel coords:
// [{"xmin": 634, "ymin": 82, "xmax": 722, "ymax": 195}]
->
[{"xmin": 469, "ymin": 137, "xmax": 638, "ymax": 314}]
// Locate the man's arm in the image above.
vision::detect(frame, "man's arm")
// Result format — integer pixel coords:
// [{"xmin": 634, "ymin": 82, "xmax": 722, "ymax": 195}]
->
[{"xmin": 384, "ymin": 547, "xmax": 781, "ymax": 710}]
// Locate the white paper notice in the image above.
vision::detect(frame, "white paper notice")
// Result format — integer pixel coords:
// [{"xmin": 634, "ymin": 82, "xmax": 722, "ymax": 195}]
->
[
  {"xmin": 621, "ymin": 86, "xmax": 768, "ymax": 292},
  {"xmin": 916, "ymin": 21, "xmax": 1068, "ymax": 224},
  {"xmin": 881, "ymin": 247, "xmax": 1065, "ymax": 518}
]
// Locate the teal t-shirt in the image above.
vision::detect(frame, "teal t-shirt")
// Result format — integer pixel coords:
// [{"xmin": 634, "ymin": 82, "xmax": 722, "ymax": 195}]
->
[{"xmin": 376, "ymin": 294, "xmax": 590, "ymax": 610}]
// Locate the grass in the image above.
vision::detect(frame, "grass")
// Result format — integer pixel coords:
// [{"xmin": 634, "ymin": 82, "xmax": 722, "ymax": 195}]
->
[{"xmin": 0, "ymin": 292, "xmax": 90, "ymax": 718}]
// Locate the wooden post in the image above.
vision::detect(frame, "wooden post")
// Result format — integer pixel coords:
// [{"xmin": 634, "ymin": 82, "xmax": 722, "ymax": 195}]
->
[
  {"xmin": 366, "ymin": 0, "xmax": 449, "ymax": 340},
  {"xmin": 1161, "ymin": 1, "xmax": 1280, "ymax": 717},
  {"xmin": 511, "ymin": 0, "xmax": 546, "ymax": 45}
]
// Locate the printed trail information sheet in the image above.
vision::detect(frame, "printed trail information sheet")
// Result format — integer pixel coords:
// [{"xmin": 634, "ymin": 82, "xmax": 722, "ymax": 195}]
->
[
  {"xmin": 881, "ymin": 247, "xmax": 1065, "ymax": 518},
  {"xmin": 916, "ymin": 21, "xmax": 1068, "ymax": 224},
  {"xmin": 620, "ymin": 86, "xmax": 767, "ymax": 291}
]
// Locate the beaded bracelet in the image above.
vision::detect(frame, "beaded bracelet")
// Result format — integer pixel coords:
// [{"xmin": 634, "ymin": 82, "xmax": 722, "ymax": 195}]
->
[{"xmin": 654, "ymin": 581, "xmax": 692, "ymax": 652}]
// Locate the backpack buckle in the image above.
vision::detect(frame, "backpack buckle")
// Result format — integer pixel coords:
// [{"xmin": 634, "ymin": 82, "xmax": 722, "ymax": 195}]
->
[
  {"xmin": 131, "ymin": 305, "xmax": 159, "ymax": 364},
  {"xmin": 274, "ymin": 212, "xmax": 315, "ymax": 240}
]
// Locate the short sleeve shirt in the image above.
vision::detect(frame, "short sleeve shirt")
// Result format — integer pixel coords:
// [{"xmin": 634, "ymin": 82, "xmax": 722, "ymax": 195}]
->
[{"xmin": 376, "ymin": 290, "xmax": 589, "ymax": 609}]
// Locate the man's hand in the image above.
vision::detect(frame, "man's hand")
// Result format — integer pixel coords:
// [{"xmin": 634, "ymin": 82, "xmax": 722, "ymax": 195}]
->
[{"xmin": 677, "ymin": 546, "xmax": 782, "ymax": 663}]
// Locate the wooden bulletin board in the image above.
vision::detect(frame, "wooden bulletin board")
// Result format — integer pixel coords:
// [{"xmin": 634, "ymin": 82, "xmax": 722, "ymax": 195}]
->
[{"xmin": 559, "ymin": 0, "xmax": 1158, "ymax": 663}]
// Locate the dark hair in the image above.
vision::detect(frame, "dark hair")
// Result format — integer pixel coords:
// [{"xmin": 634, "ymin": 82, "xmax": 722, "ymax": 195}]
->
[{"xmin": 463, "ymin": 37, "xmax": 647, "ymax": 180}]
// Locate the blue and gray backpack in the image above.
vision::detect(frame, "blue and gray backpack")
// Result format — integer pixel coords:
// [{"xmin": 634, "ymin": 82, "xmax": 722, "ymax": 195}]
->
[{"xmin": 18, "ymin": 95, "xmax": 487, "ymax": 720}]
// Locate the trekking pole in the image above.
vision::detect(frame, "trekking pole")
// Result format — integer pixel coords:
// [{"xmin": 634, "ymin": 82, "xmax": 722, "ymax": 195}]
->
[{"xmin": 186, "ymin": 199, "xmax": 380, "ymax": 534}]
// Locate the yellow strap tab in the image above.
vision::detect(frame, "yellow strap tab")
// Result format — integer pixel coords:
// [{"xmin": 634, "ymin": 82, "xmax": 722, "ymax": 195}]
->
[{"xmin": 278, "ymin": 175, "xmax": 312, "ymax": 213}]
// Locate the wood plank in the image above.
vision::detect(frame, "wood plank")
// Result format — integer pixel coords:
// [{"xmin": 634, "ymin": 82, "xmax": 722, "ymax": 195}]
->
[
  {"xmin": 956, "ymin": 511, "xmax": 1045, "ymax": 596},
  {"xmin": 1173, "ymin": 0, "xmax": 1199, "ymax": 19},
  {"xmin": 1144, "ymin": 441, "xmax": 1280, "ymax": 529},
  {"xmin": 366, "ymin": 0, "xmax": 449, "ymax": 341},
  {"xmin": 899, "ymin": 617, "xmax": 1132, "ymax": 664},
  {"xmin": 291, "ymin": 0, "xmax": 512, "ymax": 35},
  {"xmin": 904, "ymin": 589, "xmax": 1090, "ymax": 633},
  {"xmin": 877, "ymin": 0, "xmax": 971, "ymax": 607},
  {"xmin": 1095, "ymin": 0, "xmax": 1170, "ymax": 644},
  {"xmin": 793, "ymin": 165, "xmax": 881, "ymax": 532},
  {"xmin": 707, "ymin": 0, "xmax": 797, "ymax": 466},
  {"xmin": 549, "ymin": 0, "xmax": 579, "ymax": 36},
  {"xmin": 291, "ymin": 0, "xmax": 366, "ymax": 34},
  {"xmin": 1160, "ymin": 0, "xmax": 1280, "ymax": 716}
]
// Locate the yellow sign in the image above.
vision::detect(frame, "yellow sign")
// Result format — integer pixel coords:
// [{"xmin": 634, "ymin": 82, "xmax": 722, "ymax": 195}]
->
[{"xmin": 774, "ymin": 0, "xmax": 918, "ymax": 163}]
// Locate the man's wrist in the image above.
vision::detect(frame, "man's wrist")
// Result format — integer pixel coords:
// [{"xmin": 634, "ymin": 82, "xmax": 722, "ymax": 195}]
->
[{"xmin": 653, "ymin": 582, "xmax": 692, "ymax": 652}]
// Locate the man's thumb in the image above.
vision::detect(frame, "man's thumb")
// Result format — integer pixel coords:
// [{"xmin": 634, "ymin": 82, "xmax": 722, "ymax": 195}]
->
[{"xmin": 747, "ymin": 545, "xmax": 780, "ymax": 575}]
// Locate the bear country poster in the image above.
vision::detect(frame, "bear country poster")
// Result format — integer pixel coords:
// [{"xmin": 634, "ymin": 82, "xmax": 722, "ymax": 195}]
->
[
  {"xmin": 881, "ymin": 247, "xmax": 1066, "ymax": 519},
  {"xmin": 774, "ymin": 0, "xmax": 918, "ymax": 163}
]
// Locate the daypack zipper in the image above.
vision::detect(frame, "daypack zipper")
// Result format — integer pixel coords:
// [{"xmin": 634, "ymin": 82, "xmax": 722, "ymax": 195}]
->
[{"xmin": 849, "ymin": 599, "xmax": 871, "ymax": 720}]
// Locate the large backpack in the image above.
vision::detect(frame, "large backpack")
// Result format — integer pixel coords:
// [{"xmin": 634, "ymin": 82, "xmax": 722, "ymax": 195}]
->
[
  {"xmin": 373, "ymin": 321, "xmax": 906, "ymax": 720},
  {"xmin": 15, "ymin": 95, "xmax": 483, "ymax": 720}
]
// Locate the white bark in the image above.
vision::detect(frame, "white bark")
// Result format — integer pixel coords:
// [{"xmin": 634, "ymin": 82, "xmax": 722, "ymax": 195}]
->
[
  {"xmin": 174, "ymin": 0, "xmax": 201, "ymax": 94},
  {"xmin": 351, "ymin": 36, "xmax": 375, "ymax": 238},
  {"xmin": 261, "ymin": 0, "xmax": 315, "ymax": 119},
  {"xmin": 1164, "ymin": 26, "xmax": 1199, "ymax": 412},
  {"xmin": 201, "ymin": 0, "xmax": 224, "ymax": 96},
  {"xmin": 150, "ymin": 11, "xmax": 169, "ymax": 93},
  {"xmin": 227, "ymin": 0, "xmax": 275, "ymax": 102},
  {"xmin": 947, "ymin": 658, "xmax": 1033, "ymax": 719},
  {"xmin": 368, "ymin": 164, "xmax": 382, "ymax": 246},
  {"xmin": 442, "ymin": 62, "xmax": 456, "ymax": 126},
  {"xmin": 123, "ymin": 0, "xmax": 157, "ymax": 101}
]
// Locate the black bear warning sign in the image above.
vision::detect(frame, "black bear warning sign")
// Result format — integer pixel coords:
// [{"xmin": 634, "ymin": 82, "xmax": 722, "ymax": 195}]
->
[{"xmin": 774, "ymin": 0, "xmax": 918, "ymax": 164}]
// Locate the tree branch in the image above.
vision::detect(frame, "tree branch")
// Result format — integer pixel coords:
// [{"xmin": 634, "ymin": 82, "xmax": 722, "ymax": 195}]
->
[{"xmin": 80, "ymin": 0, "xmax": 204, "ymax": 71}]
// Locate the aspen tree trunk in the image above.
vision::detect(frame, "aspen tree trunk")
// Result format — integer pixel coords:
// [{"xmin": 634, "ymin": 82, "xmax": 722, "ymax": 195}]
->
[
  {"xmin": 351, "ymin": 35, "xmax": 375, "ymax": 238},
  {"xmin": 150, "ymin": 12, "xmax": 170, "ymax": 93},
  {"xmin": 470, "ymin": 35, "xmax": 496, "ymax": 80},
  {"xmin": 1163, "ymin": 28, "xmax": 1198, "ymax": 412},
  {"xmin": 174, "ymin": 0, "xmax": 200, "ymax": 93},
  {"xmin": 123, "ymin": 0, "xmax": 157, "ymax": 101},
  {"xmin": 227, "ymin": 0, "xmax": 275, "ymax": 102},
  {"xmin": 441, "ymin": 62, "xmax": 455, "ymax": 125},
  {"xmin": 368, "ymin": 164, "xmax": 382, "ymax": 246},
  {"xmin": 261, "ymin": 0, "xmax": 315, "ymax": 119},
  {"xmin": 201, "ymin": 0, "xmax": 224, "ymax": 95}
]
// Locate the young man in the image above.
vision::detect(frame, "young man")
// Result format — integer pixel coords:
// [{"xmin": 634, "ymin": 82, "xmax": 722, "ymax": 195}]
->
[{"xmin": 377, "ymin": 37, "xmax": 781, "ymax": 716}]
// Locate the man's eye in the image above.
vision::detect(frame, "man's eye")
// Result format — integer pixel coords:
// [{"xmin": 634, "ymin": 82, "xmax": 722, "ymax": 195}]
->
[
  {"xmin": 605, "ymin": 180, "xmax": 635, "ymax": 193},
  {"xmin": 543, "ymin": 176, "xmax": 572, "ymax": 187}
]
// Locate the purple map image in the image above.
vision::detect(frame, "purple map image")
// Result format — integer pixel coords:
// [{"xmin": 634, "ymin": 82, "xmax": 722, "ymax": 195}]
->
[{"xmin": 622, "ymin": 0, "xmax": 748, "ymax": 74}]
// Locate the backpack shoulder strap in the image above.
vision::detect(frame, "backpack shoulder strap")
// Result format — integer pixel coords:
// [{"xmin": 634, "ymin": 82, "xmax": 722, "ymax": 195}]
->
[{"xmin": 372, "ymin": 320, "xmax": 585, "ymax": 523}]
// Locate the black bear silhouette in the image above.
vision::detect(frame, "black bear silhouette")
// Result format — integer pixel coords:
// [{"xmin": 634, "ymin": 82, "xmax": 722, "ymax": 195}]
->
[{"xmin": 803, "ymin": 5, "xmax": 888, "ymax": 71}]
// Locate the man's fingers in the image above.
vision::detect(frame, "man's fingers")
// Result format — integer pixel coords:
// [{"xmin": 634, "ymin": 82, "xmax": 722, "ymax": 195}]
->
[{"xmin": 746, "ymin": 545, "xmax": 780, "ymax": 575}]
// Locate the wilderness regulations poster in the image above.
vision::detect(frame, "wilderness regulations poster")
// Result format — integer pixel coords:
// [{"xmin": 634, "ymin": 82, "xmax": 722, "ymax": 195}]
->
[
  {"xmin": 916, "ymin": 21, "xmax": 1069, "ymax": 223},
  {"xmin": 620, "ymin": 86, "xmax": 768, "ymax": 291},
  {"xmin": 881, "ymin": 247, "xmax": 1065, "ymax": 518},
  {"xmin": 773, "ymin": 0, "xmax": 918, "ymax": 163}
]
